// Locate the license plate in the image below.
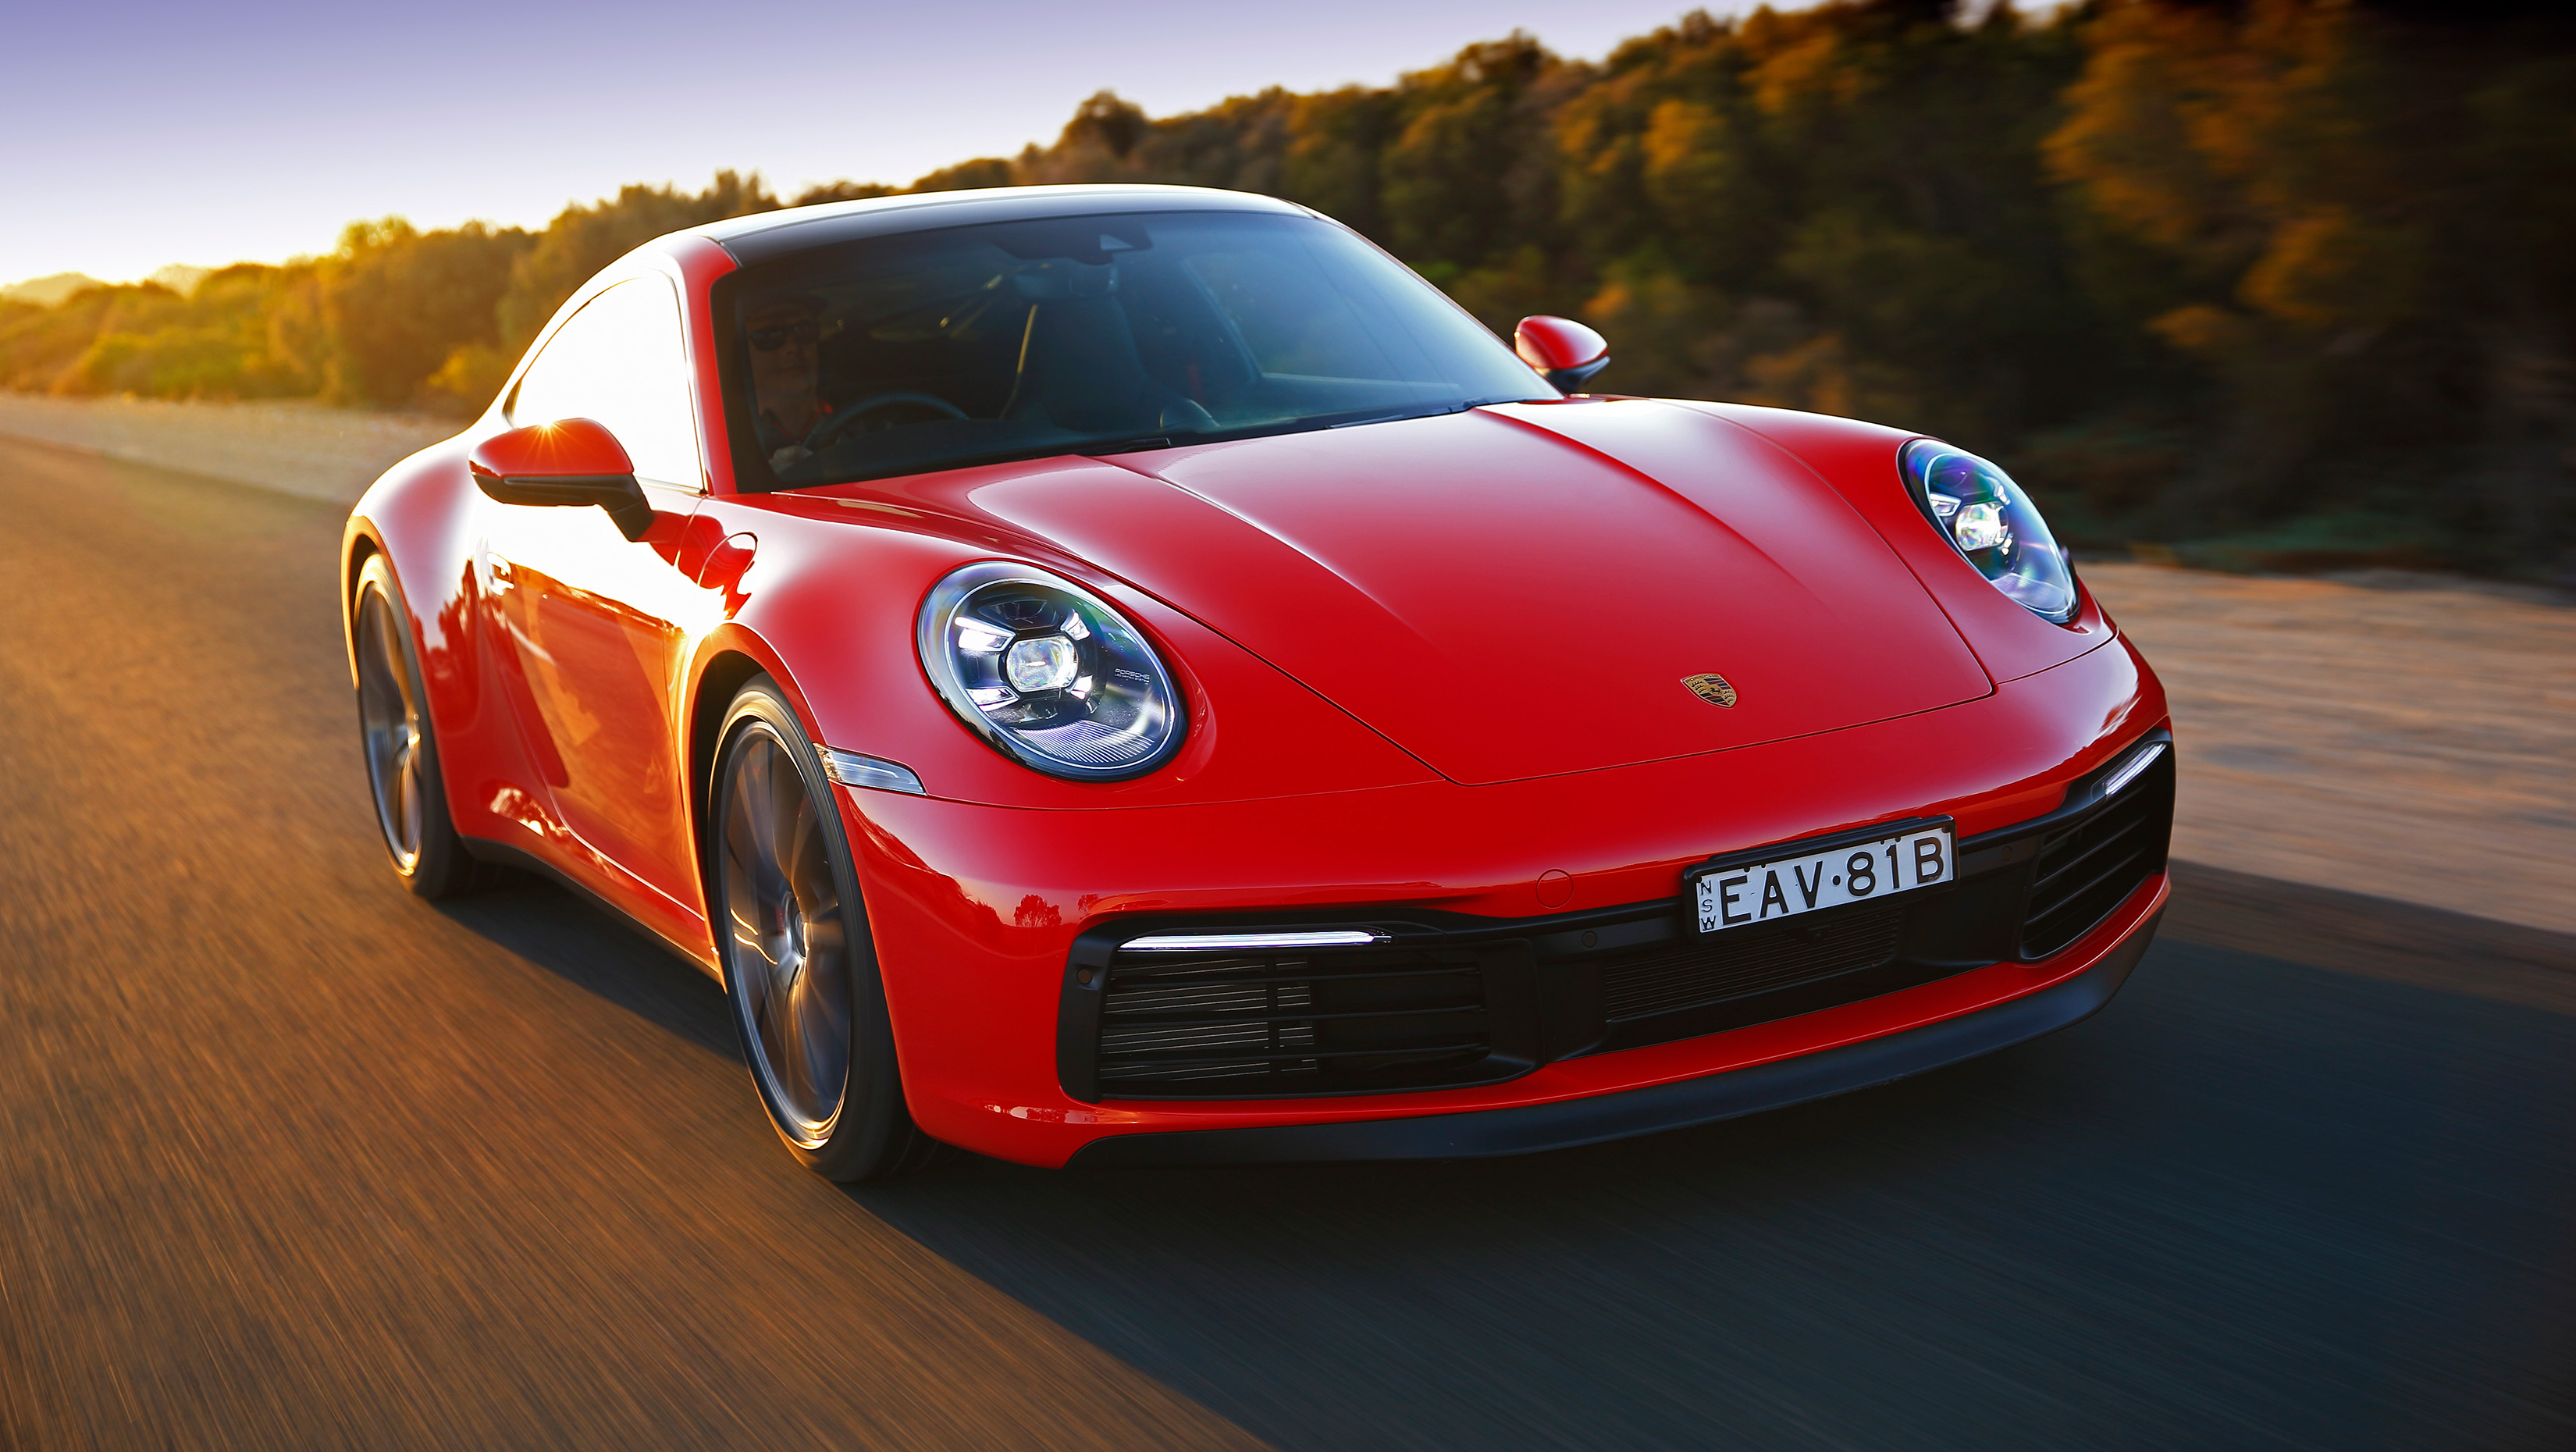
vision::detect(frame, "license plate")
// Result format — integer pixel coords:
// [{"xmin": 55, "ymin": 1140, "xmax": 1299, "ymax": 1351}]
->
[{"xmin": 1688, "ymin": 822, "xmax": 1955, "ymax": 934}]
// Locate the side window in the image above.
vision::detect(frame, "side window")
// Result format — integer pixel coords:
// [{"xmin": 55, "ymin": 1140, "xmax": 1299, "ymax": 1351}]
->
[{"xmin": 509, "ymin": 277, "xmax": 702, "ymax": 488}]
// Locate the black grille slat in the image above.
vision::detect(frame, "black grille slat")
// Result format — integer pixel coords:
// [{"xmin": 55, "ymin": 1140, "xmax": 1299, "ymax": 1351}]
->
[
  {"xmin": 2026, "ymin": 844, "xmax": 2151, "ymax": 935},
  {"xmin": 2019, "ymin": 752, "xmax": 2172, "ymax": 958},
  {"xmin": 2030, "ymin": 814, "xmax": 2148, "ymax": 899},
  {"xmin": 1104, "ymin": 1059, "xmax": 1321, "ymax": 1084},
  {"xmin": 1107, "ymin": 1003, "xmax": 1486, "ymax": 1027},
  {"xmin": 1095, "ymin": 947, "xmax": 1496, "ymax": 1097},
  {"xmin": 1602, "ymin": 907, "xmax": 1906, "ymax": 1023},
  {"xmin": 1099, "ymin": 1039, "xmax": 1489, "ymax": 1068}
]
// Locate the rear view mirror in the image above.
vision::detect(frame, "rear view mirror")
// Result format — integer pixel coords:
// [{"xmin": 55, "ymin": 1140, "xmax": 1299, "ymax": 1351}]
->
[
  {"xmin": 469, "ymin": 418, "xmax": 654, "ymax": 541},
  {"xmin": 1514, "ymin": 315, "xmax": 1610, "ymax": 392}
]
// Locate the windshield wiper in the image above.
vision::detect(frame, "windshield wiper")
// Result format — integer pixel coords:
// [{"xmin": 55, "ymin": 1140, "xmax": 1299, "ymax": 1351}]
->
[
  {"xmin": 1324, "ymin": 404, "xmax": 1439, "ymax": 429},
  {"xmin": 1322, "ymin": 396, "xmax": 1528, "ymax": 431}
]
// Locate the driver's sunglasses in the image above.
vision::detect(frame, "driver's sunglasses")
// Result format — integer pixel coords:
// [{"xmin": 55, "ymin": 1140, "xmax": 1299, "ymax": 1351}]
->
[{"xmin": 749, "ymin": 319, "xmax": 820, "ymax": 351}]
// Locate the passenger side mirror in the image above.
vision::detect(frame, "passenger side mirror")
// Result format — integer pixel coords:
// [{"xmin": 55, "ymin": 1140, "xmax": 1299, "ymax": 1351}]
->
[
  {"xmin": 469, "ymin": 418, "xmax": 655, "ymax": 541},
  {"xmin": 1514, "ymin": 316, "xmax": 1611, "ymax": 392}
]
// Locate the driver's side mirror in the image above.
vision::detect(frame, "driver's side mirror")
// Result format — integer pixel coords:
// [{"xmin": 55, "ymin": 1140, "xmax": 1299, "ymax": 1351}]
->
[
  {"xmin": 469, "ymin": 418, "xmax": 655, "ymax": 541},
  {"xmin": 1514, "ymin": 316, "xmax": 1611, "ymax": 392}
]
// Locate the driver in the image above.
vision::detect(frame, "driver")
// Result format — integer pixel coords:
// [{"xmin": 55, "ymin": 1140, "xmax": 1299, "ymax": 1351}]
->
[{"xmin": 745, "ymin": 294, "xmax": 830, "ymax": 470}]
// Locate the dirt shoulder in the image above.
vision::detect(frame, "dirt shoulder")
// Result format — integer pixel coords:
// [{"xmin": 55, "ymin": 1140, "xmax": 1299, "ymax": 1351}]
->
[
  {"xmin": 0, "ymin": 393, "xmax": 453, "ymax": 503},
  {"xmin": 2086, "ymin": 560, "xmax": 2574, "ymax": 937}
]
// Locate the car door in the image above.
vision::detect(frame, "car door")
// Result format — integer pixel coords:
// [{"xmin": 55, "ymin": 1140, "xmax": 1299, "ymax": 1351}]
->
[{"xmin": 481, "ymin": 276, "xmax": 711, "ymax": 913}]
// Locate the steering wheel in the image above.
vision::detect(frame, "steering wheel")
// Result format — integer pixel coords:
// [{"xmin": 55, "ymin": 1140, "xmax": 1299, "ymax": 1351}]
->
[{"xmin": 802, "ymin": 391, "xmax": 969, "ymax": 450}]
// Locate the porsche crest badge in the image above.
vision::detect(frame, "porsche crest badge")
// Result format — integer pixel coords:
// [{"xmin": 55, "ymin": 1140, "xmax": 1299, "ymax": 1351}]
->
[{"xmin": 1681, "ymin": 673, "xmax": 1738, "ymax": 708}]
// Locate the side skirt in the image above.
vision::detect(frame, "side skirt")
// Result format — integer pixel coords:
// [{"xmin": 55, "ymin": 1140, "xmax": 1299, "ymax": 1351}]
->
[{"xmin": 461, "ymin": 835, "xmax": 725, "ymax": 983}]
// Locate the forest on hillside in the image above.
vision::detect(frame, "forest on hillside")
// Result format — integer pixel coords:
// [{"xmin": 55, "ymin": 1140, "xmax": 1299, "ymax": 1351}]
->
[{"xmin": 4, "ymin": 0, "xmax": 2571, "ymax": 578}]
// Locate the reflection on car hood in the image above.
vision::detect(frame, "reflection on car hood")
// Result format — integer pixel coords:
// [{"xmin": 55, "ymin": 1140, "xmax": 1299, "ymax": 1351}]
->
[{"xmin": 966, "ymin": 400, "xmax": 1994, "ymax": 787}]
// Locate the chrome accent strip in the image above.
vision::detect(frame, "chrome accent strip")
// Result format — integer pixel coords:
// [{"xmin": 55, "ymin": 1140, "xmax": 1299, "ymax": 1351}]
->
[
  {"xmin": 2099, "ymin": 740, "xmax": 2168, "ymax": 799},
  {"xmin": 820, "ymin": 747, "xmax": 924, "ymax": 796},
  {"xmin": 1120, "ymin": 930, "xmax": 1393, "ymax": 953}
]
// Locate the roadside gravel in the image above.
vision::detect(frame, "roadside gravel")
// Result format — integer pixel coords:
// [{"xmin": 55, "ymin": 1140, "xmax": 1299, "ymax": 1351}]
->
[
  {"xmin": 2084, "ymin": 561, "xmax": 2574, "ymax": 935},
  {"xmin": 0, "ymin": 392, "xmax": 452, "ymax": 503}
]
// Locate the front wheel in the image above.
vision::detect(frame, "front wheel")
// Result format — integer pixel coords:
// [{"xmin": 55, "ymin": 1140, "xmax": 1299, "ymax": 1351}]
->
[
  {"xmin": 711, "ymin": 678, "xmax": 940, "ymax": 1181},
  {"xmin": 352, "ymin": 553, "xmax": 480, "ymax": 898}
]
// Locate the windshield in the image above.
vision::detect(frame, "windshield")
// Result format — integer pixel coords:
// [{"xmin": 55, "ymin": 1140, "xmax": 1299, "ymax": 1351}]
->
[{"xmin": 719, "ymin": 210, "xmax": 1556, "ymax": 489}]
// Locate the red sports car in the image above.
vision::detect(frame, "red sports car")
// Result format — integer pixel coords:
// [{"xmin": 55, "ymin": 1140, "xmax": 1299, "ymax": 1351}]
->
[{"xmin": 343, "ymin": 185, "xmax": 2172, "ymax": 1180}]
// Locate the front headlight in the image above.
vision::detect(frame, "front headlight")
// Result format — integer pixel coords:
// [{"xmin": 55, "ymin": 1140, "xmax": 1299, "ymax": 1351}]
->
[
  {"xmin": 916, "ymin": 561, "xmax": 1186, "ymax": 780},
  {"xmin": 1901, "ymin": 440, "xmax": 2078, "ymax": 624}
]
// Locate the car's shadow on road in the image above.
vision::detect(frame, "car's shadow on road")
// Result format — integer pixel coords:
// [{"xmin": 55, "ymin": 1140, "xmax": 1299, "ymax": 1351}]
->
[
  {"xmin": 839, "ymin": 941, "xmax": 2576, "ymax": 1452},
  {"xmin": 432, "ymin": 873, "xmax": 742, "ymax": 1062}
]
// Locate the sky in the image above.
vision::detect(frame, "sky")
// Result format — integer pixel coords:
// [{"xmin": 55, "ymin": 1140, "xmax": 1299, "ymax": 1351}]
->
[{"xmin": 1, "ymin": 0, "xmax": 1741, "ymax": 287}]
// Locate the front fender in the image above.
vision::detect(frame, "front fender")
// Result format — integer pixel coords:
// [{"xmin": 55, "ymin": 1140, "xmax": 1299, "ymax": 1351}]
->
[
  {"xmin": 685, "ymin": 487, "xmax": 1442, "ymax": 817},
  {"xmin": 343, "ymin": 436, "xmax": 487, "ymax": 760}
]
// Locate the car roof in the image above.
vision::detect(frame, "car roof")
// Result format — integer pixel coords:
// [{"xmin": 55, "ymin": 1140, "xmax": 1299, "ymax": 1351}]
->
[{"xmin": 690, "ymin": 184, "xmax": 1315, "ymax": 266}]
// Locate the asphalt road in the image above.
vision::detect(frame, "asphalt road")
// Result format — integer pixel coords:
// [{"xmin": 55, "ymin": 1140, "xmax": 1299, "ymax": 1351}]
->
[{"xmin": 2, "ymin": 436, "xmax": 2570, "ymax": 1450}]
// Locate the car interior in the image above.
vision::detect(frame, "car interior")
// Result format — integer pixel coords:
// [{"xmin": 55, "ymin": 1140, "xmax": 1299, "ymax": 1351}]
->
[{"xmin": 731, "ymin": 211, "xmax": 1542, "ymax": 486}]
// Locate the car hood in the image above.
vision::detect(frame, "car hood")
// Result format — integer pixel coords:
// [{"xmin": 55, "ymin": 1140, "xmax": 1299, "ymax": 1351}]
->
[{"xmin": 963, "ymin": 399, "xmax": 1993, "ymax": 786}]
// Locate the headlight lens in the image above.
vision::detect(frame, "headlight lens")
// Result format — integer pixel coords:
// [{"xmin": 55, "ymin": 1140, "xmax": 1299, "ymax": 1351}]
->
[
  {"xmin": 916, "ymin": 561, "xmax": 1185, "ymax": 780},
  {"xmin": 1901, "ymin": 439, "xmax": 2077, "ymax": 624}
]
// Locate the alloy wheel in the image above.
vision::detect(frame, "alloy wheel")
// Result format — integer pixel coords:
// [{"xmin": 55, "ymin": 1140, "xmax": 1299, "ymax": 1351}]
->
[
  {"xmin": 355, "ymin": 589, "xmax": 425, "ymax": 871},
  {"xmin": 719, "ymin": 727, "xmax": 853, "ymax": 1147}
]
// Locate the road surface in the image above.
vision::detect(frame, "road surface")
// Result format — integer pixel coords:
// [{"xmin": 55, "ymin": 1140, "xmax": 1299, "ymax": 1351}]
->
[{"xmin": 2, "ymin": 437, "xmax": 2569, "ymax": 1449}]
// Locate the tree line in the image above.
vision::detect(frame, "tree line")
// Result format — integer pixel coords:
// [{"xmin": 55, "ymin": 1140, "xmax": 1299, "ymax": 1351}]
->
[{"xmin": 3, "ymin": 0, "xmax": 2569, "ymax": 578}]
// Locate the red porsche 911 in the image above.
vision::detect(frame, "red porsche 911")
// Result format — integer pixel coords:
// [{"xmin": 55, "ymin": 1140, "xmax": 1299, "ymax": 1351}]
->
[{"xmin": 343, "ymin": 185, "xmax": 2172, "ymax": 1180}]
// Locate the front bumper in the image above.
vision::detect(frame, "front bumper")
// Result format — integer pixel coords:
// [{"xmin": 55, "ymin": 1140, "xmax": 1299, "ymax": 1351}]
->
[
  {"xmin": 1070, "ymin": 904, "xmax": 2161, "ymax": 1166},
  {"xmin": 841, "ymin": 632, "xmax": 2168, "ymax": 1166}
]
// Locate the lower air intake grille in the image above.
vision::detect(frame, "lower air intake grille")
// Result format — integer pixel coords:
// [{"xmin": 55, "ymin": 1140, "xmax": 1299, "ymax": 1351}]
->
[
  {"xmin": 2022, "ymin": 753, "xmax": 2173, "ymax": 958},
  {"xmin": 1601, "ymin": 906, "xmax": 1906, "ymax": 1023},
  {"xmin": 1096, "ymin": 948, "xmax": 1491, "ymax": 1097}
]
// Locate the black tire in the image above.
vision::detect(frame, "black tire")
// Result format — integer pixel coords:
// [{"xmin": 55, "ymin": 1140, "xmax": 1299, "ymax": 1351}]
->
[
  {"xmin": 352, "ymin": 553, "xmax": 482, "ymax": 899},
  {"xmin": 710, "ymin": 677, "xmax": 941, "ymax": 1182}
]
